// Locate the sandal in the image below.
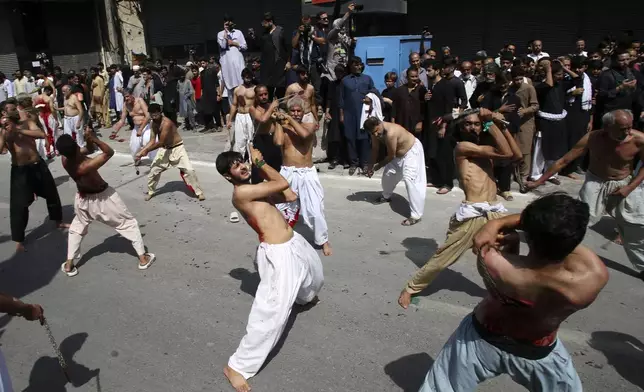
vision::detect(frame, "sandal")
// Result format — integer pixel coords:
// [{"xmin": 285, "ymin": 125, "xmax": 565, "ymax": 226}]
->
[
  {"xmin": 436, "ymin": 187, "xmax": 451, "ymax": 195},
  {"xmin": 402, "ymin": 218, "xmax": 421, "ymax": 226},
  {"xmin": 229, "ymin": 212, "xmax": 240, "ymax": 223},
  {"xmin": 61, "ymin": 262, "xmax": 78, "ymax": 277},
  {"xmin": 138, "ymin": 253, "xmax": 156, "ymax": 270},
  {"xmin": 500, "ymin": 191, "xmax": 514, "ymax": 201},
  {"xmin": 372, "ymin": 196, "xmax": 391, "ymax": 205}
]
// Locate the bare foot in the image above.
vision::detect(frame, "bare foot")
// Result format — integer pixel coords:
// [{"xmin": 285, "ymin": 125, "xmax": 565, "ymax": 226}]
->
[
  {"xmin": 564, "ymin": 173, "xmax": 579, "ymax": 180},
  {"xmin": 436, "ymin": 187, "xmax": 451, "ymax": 195},
  {"xmin": 224, "ymin": 366, "xmax": 251, "ymax": 392},
  {"xmin": 322, "ymin": 242, "xmax": 332, "ymax": 256},
  {"xmin": 198, "ymin": 194, "xmax": 206, "ymax": 201},
  {"xmin": 145, "ymin": 193, "xmax": 153, "ymax": 201},
  {"xmin": 56, "ymin": 222, "xmax": 71, "ymax": 229},
  {"xmin": 613, "ymin": 232, "xmax": 623, "ymax": 245},
  {"xmin": 15, "ymin": 242, "xmax": 25, "ymax": 253},
  {"xmin": 398, "ymin": 289, "xmax": 412, "ymax": 309}
]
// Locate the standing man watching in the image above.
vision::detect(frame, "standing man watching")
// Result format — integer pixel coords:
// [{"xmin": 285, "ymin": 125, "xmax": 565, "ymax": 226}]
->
[
  {"xmin": 291, "ymin": 15, "xmax": 326, "ymax": 101},
  {"xmin": 61, "ymin": 85, "xmax": 86, "ymax": 147},
  {"xmin": 218, "ymin": 15, "xmax": 248, "ymax": 105},
  {"xmin": 248, "ymin": 12, "xmax": 291, "ymax": 100},
  {"xmin": 400, "ymin": 52, "xmax": 428, "ymax": 88}
]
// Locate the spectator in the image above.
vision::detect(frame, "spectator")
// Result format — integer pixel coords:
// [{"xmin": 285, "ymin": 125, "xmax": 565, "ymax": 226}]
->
[
  {"xmin": 391, "ymin": 68, "xmax": 426, "ymax": 134},
  {"xmin": 459, "ymin": 61, "xmax": 477, "ymax": 108},
  {"xmin": 325, "ymin": 65, "xmax": 349, "ymax": 170},
  {"xmin": 291, "ymin": 15, "xmax": 326, "ymax": 101},
  {"xmin": 248, "ymin": 12, "xmax": 290, "ymax": 100},
  {"xmin": 527, "ymin": 39, "xmax": 550, "ymax": 62},
  {"xmin": 575, "ymin": 38, "xmax": 588, "ymax": 57},
  {"xmin": 0, "ymin": 72, "xmax": 11, "ymax": 102},
  {"xmin": 199, "ymin": 60, "xmax": 221, "ymax": 131},
  {"xmin": 509, "ymin": 66, "xmax": 539, "ymax": 188},
  {"xmin": 597, "ymin": 48, "xmax": 644, "ymax": 122},
  {"xmin": 178, "ymin": 69, "xmax": 196, "ymax": 130},
  {"xmin": 13, "ymin": 70, "xmax": 28, "ymax": 95},
  {"xmin": 381, "ymin": 71, "xmax": 397, "ymax": 121},
  {"xmin": 218, "ymin": 15, "xmax": 248, "ymax": 104},
  {"xmin": 400, "ymin": 52, "xmax": 428, "ymax": 88}
]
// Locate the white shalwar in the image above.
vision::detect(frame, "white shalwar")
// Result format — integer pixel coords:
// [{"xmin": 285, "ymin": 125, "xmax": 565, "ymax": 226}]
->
[
  {"xmin": 63, "ymin": 115, "xmax": 85, "ymax": 147},
  {"xmin": 231, "ymin": 113, "xmax": 254, "ymax": 153},
  {"xmin": 114, "ymin": 71, "xmax": 124, "ymax": 112},
  {"xmin": 580, "ymin": 171, "xmax": 644, "ymax": 272},
  {"xmin": 129, "ymin": 123, "xmax": 157, "ymax": 161},
  {"xmin": 228, "ymin": 232, "xmax": 324, "ymax": 379},
  {"xmin": 382, "ymin": 139, "xmax": 427, "ymax": 220},
  {"xmin": 302, "ymin": 112, "xmax": 316, "ymax": 124},
  {"xmin": 529, "ymin": 132, "xmax": 556, "ymax": 181},
  {"xmin": 276, "ymin": 166, "xmax": 329, "ymax": 246},
  {"xmin": 0, "ymin": 349, "xmax": 13, "ymax": 392}
]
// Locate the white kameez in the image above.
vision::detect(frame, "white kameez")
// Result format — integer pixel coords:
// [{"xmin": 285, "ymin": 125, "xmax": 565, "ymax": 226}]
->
[
  {"xmin": 0, "ymin": 349, "xmax": 13, "ymax": 392},
  {"xmin": 529, "ymin": 132, "xmax": 556, "ymax": 181},
  {"xmin": 129, "ymin": 123, "xmax": 157, "ymax": 161},
  {"xmin": 277, "ymin": 166, "xmax": 329, "ymax": 245},
  {"xmin": 381, "ymin": 139, "xmax": 427, "ymax": 220},
  {"xmin": 114, "ymin": 71, "xmax": 124, "ymax": 112},
  {"xmin": 63, "ymin": 115, "xmax": 85, "ymax": 147},
  {"xmin": 231, "ymin": 113, "xmax": 254, "ymax": 154},
  {"xmin": 228, "ymin": 232, "xmax": 324, "ymax": 379},
  {"xmin": 218, "ymin": 29, "xmax": 247, "ymax": 103}
]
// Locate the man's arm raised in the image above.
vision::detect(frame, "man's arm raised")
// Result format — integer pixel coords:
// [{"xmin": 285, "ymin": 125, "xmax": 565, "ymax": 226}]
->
[
  {"xmin": 526, "ymin": 132, "xmax": 591, "ymax": 190},
  {"xmin": 455, "ymin": 109, "xmax": 513, "ymax": 160},
  {"xmin": 235, "ymin": 146, "xmax": 289, "ymax": 202},
  {"xmin": 19, "ymin": 120, "xmax": 46, "ymax": 139},
  {"xmin": 76, "ymin": 132, "xmax": 114, "ymax": 176},
  {"xmin": 283, "ymin": 113, "xmax": 314, "ymax": 139}
]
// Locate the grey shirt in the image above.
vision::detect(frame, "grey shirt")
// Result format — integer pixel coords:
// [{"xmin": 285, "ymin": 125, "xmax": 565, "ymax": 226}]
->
[{"xmin": 399, "ymin": 67, "xmax": 428, "ymax": 88}]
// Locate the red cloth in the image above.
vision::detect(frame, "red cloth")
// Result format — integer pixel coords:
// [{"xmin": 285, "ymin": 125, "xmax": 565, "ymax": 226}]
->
[{"xmin": 191, "ymin": 77, "xmax": 202, "ymax": 100}]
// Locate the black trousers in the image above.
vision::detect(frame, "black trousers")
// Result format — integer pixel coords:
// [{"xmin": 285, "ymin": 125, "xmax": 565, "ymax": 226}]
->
[
  {"xmin": 494, "ymin": 162, "xmax": 513, "ymax": 193},
  {"xmin": 10, "ymin": 159, "xmax": 62, "ymax": 242},
  {"xmin": 251, "ymin": 133, "xmax": 283, "ymax": 184},
  {"xmin": 268, "ymin": 86, "xmax": 286, "ymax": 101},
  {"xmin": 428, "ymin": 138, "xmax": 455, "ymax": 189}
]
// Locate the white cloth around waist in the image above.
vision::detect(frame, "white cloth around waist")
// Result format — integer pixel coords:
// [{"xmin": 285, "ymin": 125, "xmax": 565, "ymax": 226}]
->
[
  {"xmin": 455, "ymin": 201, "xmax": 507, "ymax": 222},
  {"xmin": 537, "ymin": 110, "xmax": 567, "ymax": 121}
]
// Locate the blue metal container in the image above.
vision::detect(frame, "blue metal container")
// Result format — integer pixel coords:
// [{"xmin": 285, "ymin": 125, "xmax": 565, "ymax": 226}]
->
[{"xmin": 354, "ymin": 35, "xmax": 432, "ymax": 92}]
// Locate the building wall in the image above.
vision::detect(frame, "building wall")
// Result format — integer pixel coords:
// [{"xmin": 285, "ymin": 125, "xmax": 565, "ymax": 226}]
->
[{"xmin": 115, "ymin": 0, "xmax": 147, "ymax": 62}]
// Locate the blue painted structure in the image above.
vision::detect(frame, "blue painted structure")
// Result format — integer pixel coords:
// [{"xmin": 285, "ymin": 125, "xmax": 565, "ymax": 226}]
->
[{"xmin": 353, "ymin": 35, "xmax": 431, "ymax": 92}]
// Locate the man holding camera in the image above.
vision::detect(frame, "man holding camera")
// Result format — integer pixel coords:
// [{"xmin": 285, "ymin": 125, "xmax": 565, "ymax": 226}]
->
[
  {"xmin": 292, "ymin": 15, "xmax": 326, "ymax": 104},
  {"xmin": 218, "ymin": 15, "xmax": 248, "ymax": 105}
]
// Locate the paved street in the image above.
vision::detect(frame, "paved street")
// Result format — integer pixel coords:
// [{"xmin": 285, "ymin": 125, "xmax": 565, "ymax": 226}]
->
[{"xmin": 0, "ymin": 132, "xmax": 643, "ymax": 391}]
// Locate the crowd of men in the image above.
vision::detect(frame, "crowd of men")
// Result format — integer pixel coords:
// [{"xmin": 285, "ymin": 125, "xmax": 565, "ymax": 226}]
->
[{"xmin": 2, "ymin": 4, "xmax": 644, "ymax": 392}]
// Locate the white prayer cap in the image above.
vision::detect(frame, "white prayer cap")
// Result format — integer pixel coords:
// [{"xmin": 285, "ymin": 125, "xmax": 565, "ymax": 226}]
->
[
  {"xmin": 132, "ymin": 65, "xmax": 141, "ymax": 71},
  {"xmin": 186, "ymin": 61, "xmax": 193, "ymax": 66}
]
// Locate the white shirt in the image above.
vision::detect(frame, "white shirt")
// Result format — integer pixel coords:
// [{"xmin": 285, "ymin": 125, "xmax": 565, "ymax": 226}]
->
[
  {"xmin": 217, "ymin": 70, "xmax": 228, "ymax": 98},
  {"xmin": 3, "ymin": 79, "xmax": 14, "ymax": 98},
  {"xmin": 527, "ymin": 52, "xmax": 550, "ymax": 62},
  {"xmin": 460, "ymin": 74, "xmax": 477, "ymax": 108},
  {"xmin": 575, "ymin": 51, "xmax": 588, "ymax": 57},
  {"xmin": 217, "ymin": 29, "xmax": 247, "ymax": 90}
]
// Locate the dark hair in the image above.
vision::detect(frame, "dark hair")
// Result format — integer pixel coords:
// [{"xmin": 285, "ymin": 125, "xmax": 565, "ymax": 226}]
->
[
  {"xmin": 571, "ymin": 55, "xmax": 586, "ymax": 69},
  {"xmin": 55, "ymin": 134, "xmax": 79, "ymax": 159},
  {"xmin": 54, "ymin": 66, "xmax": 62, "ymax": 72},
  {"xmin": 406, "ymin": 67, "xmax": 419, "ymax": 78},
  {"xmin": 334, "ymin": 64, "xmax": 347, "ymax": 79},
  {"xmin": 423, "ymin": 59, "xmax": 442, "ymax": 70},
  {"xmin": 43, "ymin": 85, "xmax": 54, "ymax": 94},
  {"xmin": 241, "ymin": 68, "xmax": 254, "ymax": 79},
  {"xmin": 17, "ymin": 95, "xmax": 33, "ymax": 109},
  {"xmin": 316, "ymin": 11, "xmax": 327, "ymax": 19},
  {"xmin": 523, "ymin": 56, "xmax": 535, "ymax": 65},
  {"xmin": 223, "ymin": 14, "xmax": 234, "ymax": 22},
  {"xmin": 384, "ymin": 71, "xmax": 398, "ymax": 82},
  {"xmin": 97, "ymin": 62, "xmax": 104, "ymax": 67},
  {"xmin": 2, "ymin": 111, "xmax": 20, "ymax": 124},
  {"xmin": 521, "ymin": 193, "xmax": 589, "ymax": 261},
  {"xmin": 551, "ymin": 61, "xmax": 564, "ymax": 74},
  {"xmin": 216, "ymin": 151, "xmax": 244, "ymax": 176},
  {"xmin": 363, "ymin": 116, "xmax": 381, "ymax": 131},
  {"xmin": 80, "ymin": 68, "xmax": 87, "ymax": 73},
  {"xmin": 500, "ymin": 50, "xmax": 514, "ymax": 62},
  {"xmin": 149, "ymin": 103, "xmax": 162, "ymax": 113},
  {"xmin": 348, "ymin": 56, "xmax": 363, "ymax": 68},
  {"xmin": 442, "ymin": 56, "xmax": 456, "ymax": 68},
  {"xmin": 296, "ymin": 66, "xmax": 309, "ymax": 76},
  {"xmin": 263, "ymin": 12, "xmax": 274, "ymax": 22},
  {"xmin": 510, "ymin": 66, "xmax": 525, "ymax": 78},
  {"xmin": 588, "ymin": 59, "xmax": 603, "ymax": 70}
]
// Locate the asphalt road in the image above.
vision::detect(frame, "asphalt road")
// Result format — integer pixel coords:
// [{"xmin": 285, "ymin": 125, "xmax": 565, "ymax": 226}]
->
[{"xmin": 0, "ymin": 153, "xmax": 643, "ymax": 392}]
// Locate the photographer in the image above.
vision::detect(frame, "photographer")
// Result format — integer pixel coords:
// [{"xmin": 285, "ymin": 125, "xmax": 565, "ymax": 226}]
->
[
  {"xmin": 292, "ymin": 15, "xmax": 326, "ymax": 104},
  {"xmin": 217, "ymin": 15, "xmax": 248, "ymax": 105}
]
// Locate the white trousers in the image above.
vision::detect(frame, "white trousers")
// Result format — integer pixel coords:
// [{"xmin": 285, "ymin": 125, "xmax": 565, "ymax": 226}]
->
[
  {"xmin": 67, "ymin": 187, "xmax": 146, "ymax": 260},
  {"xmin": 0, "ymin": 349, "xmax": 13, "ymax": 392},
  {"xmin": 231, "ymin": 113, "xmax": 254, "ymax": 154},
  {"xmin": 277, "ymin": 166, "xmax": 329, "ymax": 245},
  {"xmin": 228, "ymin": 232, "xmax": 324, "ymax": 379},
  {"xmin": 420, "ymin": 315, "xmax": 582, "ymax": 392},
  {"xmin": 63, "ymin": 115, "xmax": 84, "ymax": 147},
  {"xmin": 529, "ymin": 133, "xmax": 556, "ymax": 181},
  {"xmin": 129, "ymin": 123, "xmax": 157, "ymax": 161},
  {"xmin": 382, "ymin": 139, "xmax": 427, "ymax": 220}
]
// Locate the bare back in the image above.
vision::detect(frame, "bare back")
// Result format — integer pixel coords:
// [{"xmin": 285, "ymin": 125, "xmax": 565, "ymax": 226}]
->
[
  {"xmin": 152, "ymin": 117, "xmax": 182, "ymax": 148},
  {"xmin": 235, "ymin": 85, "xmax": 256, "ymax": 114},
  {"xmin": 233, "ymin": 189, "xmax": 293, "ymax": 244},
  {"xmin": 281, "ymin": 123, "xmax": 315, "ymax": 168},
  {"xmin": 588, "ymin": 130, "xmax": 643, "ymax": 181},
  {"xmin": 456, "ymin": 152, "xmax": 498, "ymax": 203},
  {"xmin": 62, "ymin": 155, "xmax": 108, "ymax": 193}
]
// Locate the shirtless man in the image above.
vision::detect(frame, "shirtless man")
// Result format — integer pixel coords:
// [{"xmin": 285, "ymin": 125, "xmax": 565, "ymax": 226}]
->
[
  {"xmin": 16, "ymin": 95, "xmax": 49, "ymax": 160},
  {"xmin": 249, "ymin": 85, "xmax": 282, "ymax": 184},
  {"xmin": 285, "ymin": 67, "xmax": 318, "ymax": 126},
  {"xmin": 275, "ymin": 97, "xmax": 332, "ymax": 256},
  {"xmin": 57, "ymin": 127, "xmax": 155, "ymax": 277},
  {"xmin": 0, "ymin": 110, "xmax": 68, "ymax": 252},
  {"xmin": 136, "ymin": 103, "xmax": 205, "ymax": 201},
  {"xmin": 216, "ymin": 147, "xmax": 323, "ymax": 392},
  {"xmin": 113, "ymin": 90, "xmax": 156, "ymax": 163},
  {"xmin": 60, "ymin": 85, "xmax": 85, "ymax": 147},
  {"xmin": 364, "ymin": 118, "xmax": 427, "ymax": 226},
  {"xmin": 398, "ymin": 109, "xmax": 522, "ymax": 308},
  {"xmin": 34, "ymin": 86, "xmax": 58, "ymax": 158},
  {"xmin": 228, "ymin": 68, "xmax": 256, "ymax": 154},
  {"xmin": 418, "ymin": 193, "xmax": 609, "ymax": 391},
  {"xmin": 527, "ymin": 109, "xmax": 644, "ymax": 278}
]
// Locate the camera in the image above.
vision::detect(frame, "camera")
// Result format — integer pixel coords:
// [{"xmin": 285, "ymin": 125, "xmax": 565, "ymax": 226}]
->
[{"xmin": 354, "ymin": 4, "xmax": 364, "ymax": 11}]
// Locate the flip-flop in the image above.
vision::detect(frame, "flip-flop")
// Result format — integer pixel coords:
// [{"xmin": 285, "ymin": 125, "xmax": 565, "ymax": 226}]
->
[
  {"xmin": 401, "ymin": 218, "xmax": 421, "ymax": 226},
  {"xmin": 229, "ymin": 212, "xmax": 240, "ymax": 223},
  {"xmin": 61, "ymin": 262, "xmax": 78, "ymax": 277},
  {"xmin": 372, "ymin": 196, "xmax": 391, "ymax": 205},
  {"xmin": 138, "ymin": 253, "xmax": 156, "ymax": 270}
]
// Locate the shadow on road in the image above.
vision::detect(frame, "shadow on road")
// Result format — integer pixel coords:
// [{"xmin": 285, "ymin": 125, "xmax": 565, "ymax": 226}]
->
[
  {"xmin": 229, "ymin": 267, "xmax": 260, "ymax": 297},
  {"xmin": 401, "ymin": 237, "xmax": 487, "ymax": 298},
  {"xmin": 22, "ymin": 332, "xmax": 99, "ymax": 392},
  {"xmin": 54, "ymin": 175, "xmax": 70, "ymax": 186},
  {"xmin": 75, "ymin": 234, "xmax": 139, "ymax": 269},
  {"xmin": 384, "ymin": 352, "xmax": 434, "ymax": 391},
  {"xmin": 153, "ymin": 180, "xmax": 194, "ymax": 199},
  {"xmin": 588, "ymin": 331, "xmax": 644, "ymax": 390},
  {"xmin": 590, "ymin": 217, "xmax": 620, "ymax": 242},
  {"xmin": 346, "ymin": 191, "xmax": 410, "ymax": 219}
]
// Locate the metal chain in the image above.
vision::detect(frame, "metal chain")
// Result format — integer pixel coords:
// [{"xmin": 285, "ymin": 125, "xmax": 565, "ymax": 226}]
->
[{"xmin": 42, "ymin": 317, "xmax": 71, "ymax": 382}]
